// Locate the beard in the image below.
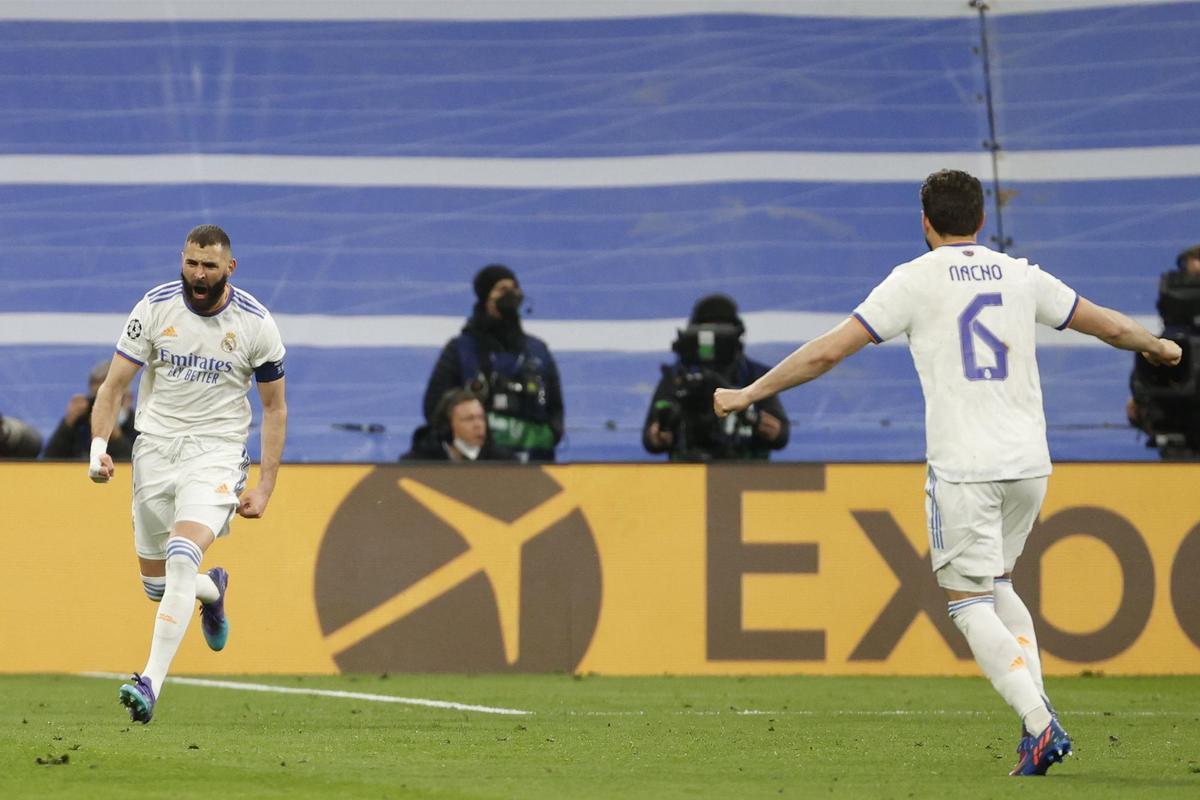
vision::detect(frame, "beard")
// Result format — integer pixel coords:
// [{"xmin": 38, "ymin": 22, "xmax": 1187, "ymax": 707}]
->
[{"xmin": 180, "ymin": 271, "xmax": 229, "ymax": 313}]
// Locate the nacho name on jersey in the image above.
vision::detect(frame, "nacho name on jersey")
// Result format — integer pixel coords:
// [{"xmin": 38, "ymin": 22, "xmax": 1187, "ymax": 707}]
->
[{"xmin": 948, "ymin": 262, "xmax": 1003, "ymax": 282}]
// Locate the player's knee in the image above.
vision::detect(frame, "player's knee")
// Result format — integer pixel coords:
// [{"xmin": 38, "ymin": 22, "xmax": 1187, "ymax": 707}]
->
[
  {"xmin": 140, "ymin": 574, "xmax": 166, "ymax": 602},
  {"xmin": 936, "ymin": 562, "xmax": 994, "ymax": 596},
  {"xmin": 164, "ymin": 536, "xmax": 203, "ymax": 581}
]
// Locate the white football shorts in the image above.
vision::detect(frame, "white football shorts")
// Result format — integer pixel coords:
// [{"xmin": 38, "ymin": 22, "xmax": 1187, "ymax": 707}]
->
[
  {"xmin": 130, "ymin": 433, "xmax": 250, "ymax": 560},
  {"xmin": 924, "ymin": 467, "xmax": 1047, "ymax": 592}
]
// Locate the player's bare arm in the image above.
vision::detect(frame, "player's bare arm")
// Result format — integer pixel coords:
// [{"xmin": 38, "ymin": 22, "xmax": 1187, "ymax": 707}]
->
[
  {"xmin": 88, "ymin": 354, "xmax": 141, "ymax": 483},
  {"xmin": 1067, "ymin": 297, "xmax": 1182, "ymax": 366},
  {"xmin": 714, "ymin": 316, "xmax": 872, "ymax": 418},
  {"xmin": 238, "ymin": 376, "xmax": 287, "ymax": 518}
]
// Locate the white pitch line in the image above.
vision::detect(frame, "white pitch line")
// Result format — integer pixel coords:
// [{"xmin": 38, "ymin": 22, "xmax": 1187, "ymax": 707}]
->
[
  {"xmin": 571, "ymin": 708, "xmax": 1198, "ymax": 717},
  {"xmin": 79, "ymin": 673, "xmax": 1197, "ymax": 719},
  {"xmin": 79, "ymin": 672, "xmax": 532, "ymax": 716}
]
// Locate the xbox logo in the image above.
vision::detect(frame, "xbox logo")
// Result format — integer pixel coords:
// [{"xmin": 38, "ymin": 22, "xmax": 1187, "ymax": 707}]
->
[{"xmin": 315, "ymin": 466, "xmax": 602, "ymax": 672}]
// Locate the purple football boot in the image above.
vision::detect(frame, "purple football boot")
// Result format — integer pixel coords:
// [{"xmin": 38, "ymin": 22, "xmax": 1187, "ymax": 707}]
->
[
  {"xmin": 199, "ymin": 567, "xmax": 230, "ymax": 651},
  {"xmin": 118, "ymin": 673, "xmax": 156, "ymax": 724}
]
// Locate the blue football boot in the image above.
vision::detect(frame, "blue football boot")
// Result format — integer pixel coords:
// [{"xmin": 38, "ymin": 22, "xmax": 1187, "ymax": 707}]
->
[
  {"xmin": 199, "ymin": 567, "xmax": 230, "ymax": 651},
  {"xmin": 1010, "ymin": 718, "xmax": 1072, "ymax": 776},
  {"xmin": 1016, "ymin": 696, "xmax": 1059, "ymax": 761}
]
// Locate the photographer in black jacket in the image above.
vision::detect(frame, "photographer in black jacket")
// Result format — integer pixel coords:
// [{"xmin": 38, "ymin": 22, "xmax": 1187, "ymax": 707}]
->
[
  {"xmin": 422, "ymin": 264, "xmax": 563, "ymax": 462},
  {"xmin": 43, "ymin": 359, "xmax": 137, "ymax": 460},
  {"xmin": 643, "ymin": 294, "xmax": 789, "ymax": 461},
  {"xmin": 1127, "ymin": 244, "xmax": 1200, "ymax": 457}
]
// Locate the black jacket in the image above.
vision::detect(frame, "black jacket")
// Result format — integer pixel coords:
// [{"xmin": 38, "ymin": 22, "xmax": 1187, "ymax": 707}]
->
[
  {"xmin": 422, "ymin": 308, "xmax": 564, "ymax": 453},
  {"xmin": 400, "ymin": 424, "xmax": 516, "ymax": 462},
  {"xmin": 43, "ymin": 409, "xmax": 137, "ymax": 461}
]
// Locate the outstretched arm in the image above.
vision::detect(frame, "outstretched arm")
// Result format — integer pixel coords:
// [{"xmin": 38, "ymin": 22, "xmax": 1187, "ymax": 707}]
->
[
  {"xmin": 714, "ymin": 317, "xmax": 873, "ymax": 418},
  {"xmin": 88, "ymin": 354, "xmax": 141, "ymax": 482},
  {"xmin": 239, "ymin": 376, "xmax": 287, "ymax": 518},
  {"xmin": 1068, "ymin": 298, "xmax": 1181, "ymax": 366}
]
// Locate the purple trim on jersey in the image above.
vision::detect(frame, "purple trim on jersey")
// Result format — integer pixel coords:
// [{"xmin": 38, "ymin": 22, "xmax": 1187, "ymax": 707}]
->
[
  {"xmin": 115, "ymin": 349, "xmax": 144, "ymax": 367},
  {"xmin": 148, "ymin": 282, "xmax": 179, "ymax": 299},
  {"xmin": 149, "ymin": 288, "xmax": 182, "ymax": 304},
  {"xmin": 1055, "ymin": 293, "xmax": 1081, "ymax": 331},
  {"xmin": 253, "ymin": 359, "xmax": 285, "ymax": 382},
  {"xmin": 852, "ymin": 312, "xmax": 882, "ymax": 344},
  {"xmin": 942, "ymin": 242, "xmax": 978, "ymax": 249},
  {"xmin": 183, "ymin": 287, "xmax": 234, "ymax": 318},
  {"xmin": 232, "ymin": 296, "xmax": 267, "ymax": 319},
  {"xmin": 233, "ymin": 288, "xmax": 267, "ymax": 315}
]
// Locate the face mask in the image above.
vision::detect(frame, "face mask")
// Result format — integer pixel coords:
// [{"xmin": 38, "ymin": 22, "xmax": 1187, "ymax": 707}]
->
[
  {"xmin": 495, "ymin": 289, "xmax": 524, "ymax": 321},
  {"xmin": 452, "ymin": 437, "xmax": 482, "ymax": 461}
]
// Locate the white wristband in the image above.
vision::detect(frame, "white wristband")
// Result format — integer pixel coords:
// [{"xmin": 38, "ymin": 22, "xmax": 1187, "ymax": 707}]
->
[{"xmin": 89, "ymin": 436, "xmax": 108, "ymax": 464}]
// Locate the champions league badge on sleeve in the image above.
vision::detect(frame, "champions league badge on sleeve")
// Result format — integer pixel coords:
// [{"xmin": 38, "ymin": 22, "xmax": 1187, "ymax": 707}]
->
[{"xmin": 126, "ymin": 319, "xmax": 142, "ymax": 340}]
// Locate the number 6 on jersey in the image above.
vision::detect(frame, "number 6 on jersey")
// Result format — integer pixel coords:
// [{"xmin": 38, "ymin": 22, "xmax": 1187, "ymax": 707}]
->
[{"xmin": 959, "ymin": 293, "xmax": 1008, "ymax": 381}]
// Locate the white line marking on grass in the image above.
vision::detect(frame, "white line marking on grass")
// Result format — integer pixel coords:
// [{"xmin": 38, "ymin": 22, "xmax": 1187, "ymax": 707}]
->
[
  {"xmin": 79, "ymin": 672, "xmax": 532, "ymax": 716},
  {"xmin": 572, "ymin": 708, "xmax": 1198, "ymax": 718}
]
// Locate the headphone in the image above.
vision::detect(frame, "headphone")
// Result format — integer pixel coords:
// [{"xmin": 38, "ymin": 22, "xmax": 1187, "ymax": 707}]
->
[{"xmin": 433, "ymin": 388, "xmax": 481, "ymax": 443}]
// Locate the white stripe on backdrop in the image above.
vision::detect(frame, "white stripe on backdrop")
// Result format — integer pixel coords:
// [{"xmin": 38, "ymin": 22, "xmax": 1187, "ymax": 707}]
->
[
  {"xmin": 3, "ymin": 149, "xmax": 1200, "ymax": 188},
  {"xmin": 0, "ymin": 311, "xmax": 1158, "ymax": 351}
]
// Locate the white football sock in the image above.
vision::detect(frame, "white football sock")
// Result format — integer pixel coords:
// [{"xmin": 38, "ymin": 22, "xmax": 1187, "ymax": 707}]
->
[
  {"xmin": 140, "ymin": 574, "xmax": 166, "ymax": 602},
  {"xmin": 142, "ymin": 537, "xmax": 203, "ymax": 695},
  {"xmin": 949, "ymin": 596, "xmax": 1051, "ymax": 735},
  {"xmin": 195, "ymin": 572, "xmax": 219, "ymax": 605},
  {"xmin": 993, "ymin": 578, "xmax": 1046, "ymax": 698}
]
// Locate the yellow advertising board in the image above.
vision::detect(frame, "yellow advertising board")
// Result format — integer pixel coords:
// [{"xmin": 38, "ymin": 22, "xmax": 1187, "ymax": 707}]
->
[{"xmin": 2, "ymin": 462, "xmax": 1197, "ymax": 675}]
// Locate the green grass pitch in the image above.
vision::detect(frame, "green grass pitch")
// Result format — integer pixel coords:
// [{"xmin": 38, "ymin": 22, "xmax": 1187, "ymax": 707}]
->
[{"xmin": 2, "ymin": 674, "xmax": 1198, "ymax": 799}]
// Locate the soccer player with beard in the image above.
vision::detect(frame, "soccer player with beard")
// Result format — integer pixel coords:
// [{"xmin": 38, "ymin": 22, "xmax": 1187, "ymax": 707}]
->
[
  {"xmin": 89, "ymin": 224, "xmax": 287, "ymax": 724},
  {"xmin": 714, "ymin": 170, "xmax": 1181, "ymax": 776}
]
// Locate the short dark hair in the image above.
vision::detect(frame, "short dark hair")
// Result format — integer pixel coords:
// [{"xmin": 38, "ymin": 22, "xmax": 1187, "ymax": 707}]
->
[
  {"xmin": 433, "ymin": 389, "xmax": 483, "ymax": 440},
  {"xmin": 920, "ymin": 170, "xmax": 984, "ymax": 237},
  {"xmin": 1176, "ymin": 244, "xmax": 1200, "ymax": 271},
  {"xmin": 186, "ymin": 224, "xmax": 232, "ymax": 252}
]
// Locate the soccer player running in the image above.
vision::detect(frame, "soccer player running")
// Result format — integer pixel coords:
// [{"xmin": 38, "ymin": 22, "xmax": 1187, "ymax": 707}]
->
[
  {"xmin": 89, "ymin": 224, "xmax": 287, "ymax": 724},
  {"xmin": 714, "ymin": 170, "xmax": 1181, "ymax": 776}
]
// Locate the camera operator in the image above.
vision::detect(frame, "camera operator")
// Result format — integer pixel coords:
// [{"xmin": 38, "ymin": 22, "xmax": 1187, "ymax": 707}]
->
[
  {"xmin": 422, "ymin": 264, "xmax": 563, "ymax": 462},
  {"xmin": 1127, "ymin": 244, "xmax": 1200, "ymax": 458},
  {"xmin": 43, "ymin": 359, "xmax": 137, "ymax": 460},
  {"xmin": 643, "ymin": 294, "xmax": 788, "ymax": 461}
]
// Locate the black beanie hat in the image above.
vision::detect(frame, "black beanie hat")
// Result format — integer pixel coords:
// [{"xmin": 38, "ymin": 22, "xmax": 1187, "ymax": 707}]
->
[
  {"xmin": 689, "ymin": 293, "xmax": 744, "ymax": 332},
  {"xmin": 473, "ymin": 264, "xmax": 518, "ymax": 302}
]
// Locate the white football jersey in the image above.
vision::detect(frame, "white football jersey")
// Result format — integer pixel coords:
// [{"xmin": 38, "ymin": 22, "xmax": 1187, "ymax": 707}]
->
[
  {"xmin": 115, "ymin": 281, "xmax": 286, "ymax": 442},
  {"xmin": 852, "ymin": 243, "xmax": 1078, "ymax": 482}
]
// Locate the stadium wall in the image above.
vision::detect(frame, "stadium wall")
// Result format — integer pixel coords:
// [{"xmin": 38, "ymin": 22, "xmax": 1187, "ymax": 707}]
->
[
  {"xmin": 2, "ymin": 2, "xmax": 1198, "ymax": 463},
  {"xmin": 4, "ymin": 462, "xmax": 1198, "ymax": 676}
]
